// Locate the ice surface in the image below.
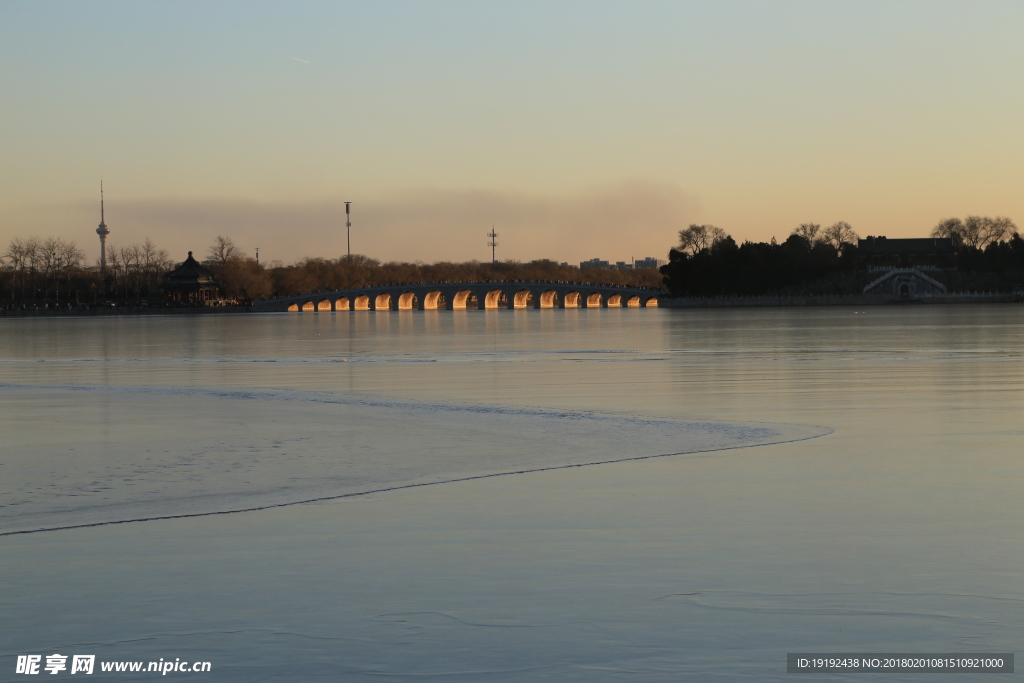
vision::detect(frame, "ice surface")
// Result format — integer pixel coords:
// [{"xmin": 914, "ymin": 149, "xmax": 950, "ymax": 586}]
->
[
  {"xmin": 0, "ymin": 383, "xmax": 828, "ymax": 535},
  {"xmin": 4, "ymin": 307, "xmax": 1023, "ymax": 681}
]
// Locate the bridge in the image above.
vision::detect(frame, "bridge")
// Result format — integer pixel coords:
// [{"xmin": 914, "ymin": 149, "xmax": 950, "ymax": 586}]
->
[{"xmin": 253, "ymin": 281, "xmax": 663, "ymax": 312}]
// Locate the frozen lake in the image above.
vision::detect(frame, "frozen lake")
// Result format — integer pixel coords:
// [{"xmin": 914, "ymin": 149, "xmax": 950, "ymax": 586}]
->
[{"xmin": 2, "ymin": 306, "xmax": 1022, "ymax": 680}]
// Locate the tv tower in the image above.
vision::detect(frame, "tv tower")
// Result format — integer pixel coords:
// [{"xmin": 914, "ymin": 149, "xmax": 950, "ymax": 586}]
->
[{"xmin": 96, "ymin": 181, "xmax": 110, "ymax": 272}]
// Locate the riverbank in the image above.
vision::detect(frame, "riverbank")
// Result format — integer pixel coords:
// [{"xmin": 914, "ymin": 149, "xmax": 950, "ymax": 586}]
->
[
  {"xmin": 0, "ymin": 305, "xmax": 252, "ymax": 317},
  {"xmin": 5, "ymin": 292, "xmax": 1023, "ymax": 316},
  {"xmin": 660, "ymin": 292, "xmax": 1024, "ymax": 308}
]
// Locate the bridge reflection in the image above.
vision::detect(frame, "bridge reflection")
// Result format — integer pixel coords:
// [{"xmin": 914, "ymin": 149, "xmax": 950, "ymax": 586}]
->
[{"xmin": 252, "ymin": 281, "xmax": 662, "ymax": 312}]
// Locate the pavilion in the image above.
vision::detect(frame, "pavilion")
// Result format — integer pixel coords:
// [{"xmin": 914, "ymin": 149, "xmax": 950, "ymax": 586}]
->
[{"xmin": 162, "ymin": 252, "xmax": 220, "ymax": 303}]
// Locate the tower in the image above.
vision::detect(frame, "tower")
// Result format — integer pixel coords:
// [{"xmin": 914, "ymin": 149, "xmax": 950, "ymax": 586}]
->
[
  {"xmin": 96, "ymin": 181, "xmax": 110, "ymax": 271},
  {"xmin": 345, "ymin": 201, "xmax": 352, "ymax": 258},
  {"xmin": 487, "ymin": 226, "xmax": 498, "ymax": 263}
]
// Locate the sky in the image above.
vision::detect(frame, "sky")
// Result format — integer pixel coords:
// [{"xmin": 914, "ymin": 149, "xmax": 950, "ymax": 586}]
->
[{"xmin": 3, "ymin": 0, "xmax": 1024, "ymax": 266}]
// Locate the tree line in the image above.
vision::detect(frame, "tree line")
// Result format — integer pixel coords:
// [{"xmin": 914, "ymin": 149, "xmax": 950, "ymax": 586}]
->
[
  {"xmin": 2, "ymin": 236, "xmax": 86, "ymax": 306},
  {"xmin": 1, "ymin": 234, "xmax": 664, "ymax": 307},
  {"xmin": 9, "ymin": 214, "xmax": 1020, "ymax": 307},
  {"xmin": 662, "ymin": 222, "xmax": 861, "ymax": 297},
  {"xmin": 661, "ymin": 217, "xmax": 1024, "ymax": 297},
  {"xmin": 209, "ymin": 236, "xmax": 663, "ymax": 301},
  {"xmin": 0, "ymin": 236, "xmax": 177, "ymax": 307}
]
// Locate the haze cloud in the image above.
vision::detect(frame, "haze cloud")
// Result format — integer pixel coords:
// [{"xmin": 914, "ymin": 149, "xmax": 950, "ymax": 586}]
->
[{"xmin": 27, "ymin": 181, "xmax": 697, "ymax": 266}]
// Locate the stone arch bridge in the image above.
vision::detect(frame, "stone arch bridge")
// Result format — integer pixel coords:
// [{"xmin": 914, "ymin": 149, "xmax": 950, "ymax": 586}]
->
[{"xmin": 253, "ymin": 281, "xmax": 663, "ymax": 312}]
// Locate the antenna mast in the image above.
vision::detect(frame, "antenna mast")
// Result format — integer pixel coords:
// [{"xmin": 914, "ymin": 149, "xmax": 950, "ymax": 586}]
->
[
  {"xmin": 345, "ymin": 202, "xmax": 352, "ymax": 259},
  {"xmin": 487, "ymin": 226, "xmax": 498, "ymax": 263}
]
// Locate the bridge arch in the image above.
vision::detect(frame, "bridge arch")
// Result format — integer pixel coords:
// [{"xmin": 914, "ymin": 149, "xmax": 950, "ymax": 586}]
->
[
  {"xmin": 452, "ymin": 290, "xmax": 476, "ymax": 309},
  {"xmin": 423, "ymin": 291, "xmax": 445, "ymax": 310},
  {"xmin": 607, "ymin": 294, "xmax": 622, "ymax": 307},
  {"xmin": 483, "ymin": 289, "xmax": 506, "ymax": 309},
  {"xmin": 317, "ymin": 299, "xmax": 332, "ymax": 312},
  {"xmin": 373, "ymin": 293, "xmax": 392, "ymax": 311},
  {"xmin": 354, "ymin": 295, "xmax": 370, "ymax": 311},
  {"xmin": 626, "ymin": 296, "xmax": 641, "ymax": 308},
  {"xmin": 538, "ymin": 290, "xmax": 559, "ymax": 308},
  {"xmin": 512, "ymin": 289, "xmax": 533, "ymax": 309},
  {"xmin": 563, "ymin": 291, "xmax": 581, "ymax": 308},
  {"xmin": 397, "ymin": 292, "xmax": 418, "ymax": 310},
  {"xmin": 644, "ymin": 297, "xmax": 659, "ymax": 307},
  {"xmin": 287, "ymin": 303, "xmax": 300, "ymax": 312},
  {"xmin": 585, "ymin": 293, "xmax": 603, "ymax": 308},
  {"xmin": 301, "ymin": 301, "xmax": 315, "ymax": 312}
]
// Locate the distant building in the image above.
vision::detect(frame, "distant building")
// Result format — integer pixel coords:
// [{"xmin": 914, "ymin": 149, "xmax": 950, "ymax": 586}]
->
[
  {"xmin": 579, "ymin": 256, "xmax": 666, "ymax": 270},
  {"xmin": 856, "ymin": 237, "xmax": 955, "ymax": 297},
  {"xmin": 162, "ymin": 252, "xmax": 220, "ymax": 303},
  {"xmin": 863, "ymin": 269, "xmax": 947, "ymax": 297},
  {"xmin": 634, "ymin": 257, "xmax": 667, "ymax": 269},
  {"xmin": 857, "ymin": 236, "xmax": 957, "ymax": 270}
]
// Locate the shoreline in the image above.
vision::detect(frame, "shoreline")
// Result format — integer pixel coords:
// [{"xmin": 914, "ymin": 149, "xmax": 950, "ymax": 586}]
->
[
  {"xmin": 659, "ymin": 293, "xmax": 1024, "ymax": 308},
  {"xmin": 0, "ymin": 306, "xmax": 252, "ymax": 318},
  {"xmin": 2, "ymin": 293, "xmax": 1022, "ymax": 317}
]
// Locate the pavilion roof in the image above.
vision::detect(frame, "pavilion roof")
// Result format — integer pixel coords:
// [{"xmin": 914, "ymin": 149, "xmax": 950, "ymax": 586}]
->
[{"xmin": 164, "ymin": 251, "xmax": 218, "ymax": 290}]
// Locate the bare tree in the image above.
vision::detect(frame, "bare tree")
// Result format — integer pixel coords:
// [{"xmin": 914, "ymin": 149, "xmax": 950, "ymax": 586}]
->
[
  {"xmin": 39, "ymin": 238, "xmax": 63, "ymax": 303},
  {"xmin": 792, "ymin": 223, "xmax": 822, "ymax": 246},
  {"xmin": 4, "ymin": 238, "xmax": 34, "ymax": 300},
  {"xmin": 965, "ymin": 215, "xmax": 1015, "ymax": 249},
  {"xmin": 106, "ymin": 244, "xmax": 142, "ymax": 298},
  {"xmin": 218, "ymin": 258, "xmax": 272, "ymax": 301},
  {"xmin": 106, "ymin": 239, "xmax": 175, "ymax": 300},
  {"xmin": 931, "ymin": 217, "xmax": 964, "ymax": 245},
  {"xmin": 677, "ymin": 224, "xmax": 729, "ymax": 255},
  {"xmin": 3, "ymin": 237, "xmax": 83, "ymax": 305},
  {"xmin": 139, "ymin": 238, "xmax": 171, "ymax": 292},
  {"xmin": 932, "ymin": 216, "xmax": 1016, "ymax": 249},
  {"xmin": 57, "ymin": 240, "xmax": 84, "ymax": 302},
  {"xmin": 207, "ymin": 235, "xmax": 242, "ymax": 268},
  {"xmin": 105, "ymin": 245, "xmax": 125, "ymax": 298},
  {"xmin": 4, "ymin": 237, "xmax": 43, "ymax": 302},
  {"xmin": 983, "ymin": 216, "xmax": 1017, "ymax": 247},
  {"xmin": 821, "ymin": 221, "xmax": 859, "ymax": 253},
  {"xmin": 961, "ymin": 216, "xmax": 988, "ymax": 249}
]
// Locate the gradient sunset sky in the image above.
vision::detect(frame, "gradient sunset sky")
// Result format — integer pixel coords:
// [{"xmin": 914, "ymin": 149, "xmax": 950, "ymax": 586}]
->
[{"xmin": 3, "ymin": 1, "xmax": 1023, "ymax": 266}]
